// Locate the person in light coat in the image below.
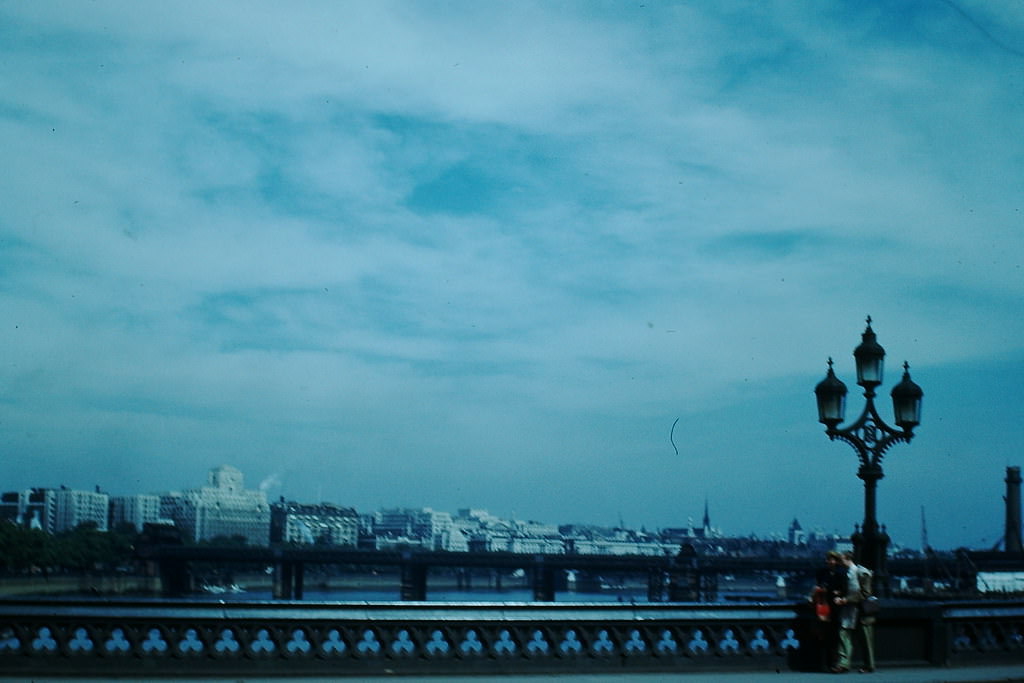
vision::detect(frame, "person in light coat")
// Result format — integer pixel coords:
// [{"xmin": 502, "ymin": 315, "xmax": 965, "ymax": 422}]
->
[{"xmin": 832, "ymin": 551, "xmax": 876, "ymax": 673}]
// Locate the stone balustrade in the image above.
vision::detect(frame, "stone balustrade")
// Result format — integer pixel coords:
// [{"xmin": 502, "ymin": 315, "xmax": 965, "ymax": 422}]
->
[{"xmin": 1, "ymin": 597, "xmax": 1022, "ymax": 675}]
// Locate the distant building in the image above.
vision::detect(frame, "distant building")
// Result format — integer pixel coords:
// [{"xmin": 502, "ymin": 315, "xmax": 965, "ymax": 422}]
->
[
  {"xmin": 457, "ymin": 508, "xmax": 502, "ymax": 526},
  {"xmin": 661, "ymin": 500, "xmax": 723, "ymax": 546},
  {"xmin": 473, "ymin": 522, "xmax": 563, "ymax": 554},
  {"xmin": 109, "ymin": 494, "xmax": 163, "ymax": 533},
  {"xmin": 160, "ymin": 465, "xmax": 270, "ymax": 545},
  {"xmin": 0, "ymin": 488, "xmax": 57, "ymax": 532},
  {"xmin": 53, "ymin": 487, "xmax": 109, "ymax": 532},
  {"xmin": 445, "ymin": 526, "xmax": 470, "ymax": 552},
  {"xmin": 788, "ymin": 518, "xmax": 807, "ymax": 545},
  {"xmin": 561, "ymin": 524, "xmax": 675, "ymax": 556},
  {"xmin": 1, "ymin": 487, "xmax": 109, "ymax": 533},
  {"xmin": 374, "ymin": 507, "xmax": 460, "ymax": 551},
  {"xmin": 453, "ymin": 510, "xmax": 566, "ymax": 554},
  {"xmin": 375, "ymin": 534, "xmax": 432, "ymax": 550},
  {"xmin": 493, "ymin": 520, "xmax": 565, "ymax": 554},
  {"xmin": 270, "ymin": 500, "xmax": 359, "ymax": 546}
]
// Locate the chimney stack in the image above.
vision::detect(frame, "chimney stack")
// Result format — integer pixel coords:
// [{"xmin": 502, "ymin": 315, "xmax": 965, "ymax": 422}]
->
[{"xmin": 1006, "ymin": 466, "xmax": 1023, "ymax": 553}]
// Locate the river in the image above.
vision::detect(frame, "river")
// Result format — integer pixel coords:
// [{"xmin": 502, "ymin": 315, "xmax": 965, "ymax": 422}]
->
[{"xmin": 1, "ymin": 571, "xmax": 788, "ymax": 603}]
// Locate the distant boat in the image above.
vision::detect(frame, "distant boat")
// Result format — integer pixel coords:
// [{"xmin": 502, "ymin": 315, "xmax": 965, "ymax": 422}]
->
[
  {"xmin": 201, "ymin": 583, "xmax": 245, "ymax": 595},
  {"xmin": 599, "ymin": 577, "xmax": 625, "ymax": 591}
]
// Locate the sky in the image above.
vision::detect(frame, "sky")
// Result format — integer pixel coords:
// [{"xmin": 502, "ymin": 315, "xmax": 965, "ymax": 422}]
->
[{"xmin": 2, "ymin": 1, "xmax": 1023, "ymax": 552}]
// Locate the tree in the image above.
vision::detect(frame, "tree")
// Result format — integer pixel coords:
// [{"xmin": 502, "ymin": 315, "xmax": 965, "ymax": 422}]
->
[{"xmin": 0, "ymin": 521, "xmax": 54, "ymax": 573}]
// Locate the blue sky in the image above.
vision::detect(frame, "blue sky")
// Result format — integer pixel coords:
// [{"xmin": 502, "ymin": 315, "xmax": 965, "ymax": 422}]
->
[{"xmin": 2, "ymin": 1, "xmax": 1022, "ymax": 550}]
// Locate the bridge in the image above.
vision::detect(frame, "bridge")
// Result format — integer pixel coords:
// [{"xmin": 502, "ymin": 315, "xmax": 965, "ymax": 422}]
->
[
  {"xmin": 135, "ymin": 544, "xmax": 1022, "ymax": 602},
  {"xmin": 138, "ymin": 544, "xmax": 710, "ymax": 601},
  {"xmin": 3, "ymin": 547, "xmax": 1021, "ymax": 676}
]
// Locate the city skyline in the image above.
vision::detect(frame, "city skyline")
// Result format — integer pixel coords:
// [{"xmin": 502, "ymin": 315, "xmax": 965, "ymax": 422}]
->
[
  {"xmin": 2, "ymin": 461, "xmax": 1001, "ymax": 552},
  {"xmin": 2, "ymin": 3, "xmax": 1023, "ymax": 552}
]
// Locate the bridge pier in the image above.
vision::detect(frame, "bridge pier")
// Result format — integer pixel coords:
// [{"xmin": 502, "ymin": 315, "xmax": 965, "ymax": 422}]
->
[
  {"xmin": 532, "ymin": 563, "xmax": 556, "ymax": 601},
  {"xmin": 667, "ymin": 571, "xmax": 697, "ymax": 601},
  {"xmin": 400, "ymin": 563, "xmax": 427, "ymax": 601},
  {"xmin": 158, "ymin": 559, "xmax": 191, "ymax": 598},
  {"xmin": 294, "ymin": 561, "xmax": 305, "ymax": 599},
  {"xmin": 274, "ymin": 561, "xmax": 293, "ymax": 599},
  {"xmin": 647, "ymin": 569, "xmax": 666, "ymax": 602},
  {"xmin": 271, "ymin": 561, "xmax": 306, "ymax": 599},
  {"xmin": 700, "ymin": 570, "xmax": 719, "ymax": 601}
]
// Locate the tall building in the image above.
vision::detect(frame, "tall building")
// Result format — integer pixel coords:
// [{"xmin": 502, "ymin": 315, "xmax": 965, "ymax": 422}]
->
[
  {"xmin": 160, "ymin": 465, "xmax": 270, "ymax": 545},
  {"xmin": 788, "ymin": 518, "xmax": 807, "ymax": 545},
  {"xmin": 1, "ymin": 487, "xmax": 109, "ymax": 533},
  {"xmin": 54, "ymin": 487, "xmax": 109, "ymax": 533},
  {"xmin": 109, "ymin": 494, "xmax": 163, "ymax": 533},
  {"xmin": 270, "ymin": 500, "xmax": 359, "ymax": 546},
  {"xmin": 1006, "ymin": 466, "xmax": 1023, "ymax": 554}
]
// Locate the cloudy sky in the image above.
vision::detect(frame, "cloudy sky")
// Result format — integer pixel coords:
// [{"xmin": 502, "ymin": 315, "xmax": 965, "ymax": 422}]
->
[{"xmin": 2, "ymin": 1, "xmax": 1022, "ymax": 550}]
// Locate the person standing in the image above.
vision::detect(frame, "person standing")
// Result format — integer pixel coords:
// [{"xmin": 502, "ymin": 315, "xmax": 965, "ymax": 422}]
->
[
  {"xmin": 832, "ymin": 551, "xmax": 875, "ymax": 673},
  {"xmin": 811, "ymin": 551, "xmax": 843, "ymax": 671}
]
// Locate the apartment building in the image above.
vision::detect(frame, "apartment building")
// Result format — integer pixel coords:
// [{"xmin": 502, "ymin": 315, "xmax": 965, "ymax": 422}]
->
[
  {"xmin": 270, "ymin": 500, "xmax": 359, "ymax": 546},
  {"xmin": 109, "ymin": 494, "xmax": 163, "ymax": 533}
]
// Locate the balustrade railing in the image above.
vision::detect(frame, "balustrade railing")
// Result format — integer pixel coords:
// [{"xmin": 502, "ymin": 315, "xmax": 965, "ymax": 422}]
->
[{"xmin": 1, "ymin": 597, "xmax": 1022, "ymax": 675}]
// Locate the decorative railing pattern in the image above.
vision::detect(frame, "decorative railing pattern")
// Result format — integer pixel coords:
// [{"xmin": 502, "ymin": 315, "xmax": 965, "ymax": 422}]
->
[
  {"xmin": 0, "ymin": 621, "xmax": 801, "ymax": 662},
  {"xmin": 945, "ymin": 604, "xmax": 1024, "ymax": 662},
  {"xmin": 1, "ymin": 598, "xmax": 1022, "ymax": 675}
]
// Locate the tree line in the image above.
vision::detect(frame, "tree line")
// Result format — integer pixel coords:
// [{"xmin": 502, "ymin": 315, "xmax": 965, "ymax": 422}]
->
[
  {"xmin": 0, "ymin": 520, "xmax": 258, "ymax": 576},
  {"xmin": 0, "ymin": 520, "xmax": 139, "ymax": 574}
]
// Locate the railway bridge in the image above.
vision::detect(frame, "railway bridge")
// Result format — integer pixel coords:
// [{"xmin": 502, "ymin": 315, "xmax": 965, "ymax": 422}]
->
[{"xmin": 135, "ymin": 544, "xmax": 1022, "ymax": 602}]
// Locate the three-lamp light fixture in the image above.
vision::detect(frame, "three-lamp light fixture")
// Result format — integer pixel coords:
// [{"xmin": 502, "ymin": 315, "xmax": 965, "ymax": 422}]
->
[{"xmin": 815, "ymin": 316, "xmax": 923, "ymax": 436}]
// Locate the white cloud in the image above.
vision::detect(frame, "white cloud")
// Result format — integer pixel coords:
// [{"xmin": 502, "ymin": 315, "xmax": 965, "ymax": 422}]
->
[{"xmin": 1, "ymin": 1, "xmax": 1022, "ymax": 548}]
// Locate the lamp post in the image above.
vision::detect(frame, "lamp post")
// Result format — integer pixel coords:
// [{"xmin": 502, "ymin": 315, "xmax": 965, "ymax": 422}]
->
[{"xmin": 814, "ymin": 317, "xmax": 923, "ymax": 591}]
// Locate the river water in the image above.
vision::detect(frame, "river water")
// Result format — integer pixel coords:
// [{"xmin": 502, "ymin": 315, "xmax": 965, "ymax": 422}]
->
[
  {"xmin": 2, "ymin": 573, "xmax": 786, "ymax": 603},
  {"xmin": 194, "ymin": 587, "xmax": 645, "ymax": 602},
  {"xmin": 189, "ymin": 583, "xmax": 784, "ymax": 603}
]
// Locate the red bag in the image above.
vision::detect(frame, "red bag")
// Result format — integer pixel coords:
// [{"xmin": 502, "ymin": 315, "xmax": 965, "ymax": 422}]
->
[{"xmin": 813, "ymin": 587, "xmax": 831, "ymax": 622}]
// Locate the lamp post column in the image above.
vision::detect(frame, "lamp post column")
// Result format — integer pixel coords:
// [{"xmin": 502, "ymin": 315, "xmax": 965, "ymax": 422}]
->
[
  {"xmin": 860, "ymin": 465, "xmax": 880, "ymax": 540},
  {"xmin": 858, "ymin": 463, "xmax": 889, "ymax": 585}
]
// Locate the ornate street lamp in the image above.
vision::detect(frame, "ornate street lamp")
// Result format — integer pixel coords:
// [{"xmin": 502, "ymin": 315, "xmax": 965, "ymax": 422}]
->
[{"xmin": 815, "ymin": 317, "xmax": 923, "ymax": 591}]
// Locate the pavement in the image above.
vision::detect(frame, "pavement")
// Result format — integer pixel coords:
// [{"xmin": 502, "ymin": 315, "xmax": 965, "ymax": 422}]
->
[{"xmin": 4, "ymin": 666, "xmax": 1024, "ymax": 683}]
